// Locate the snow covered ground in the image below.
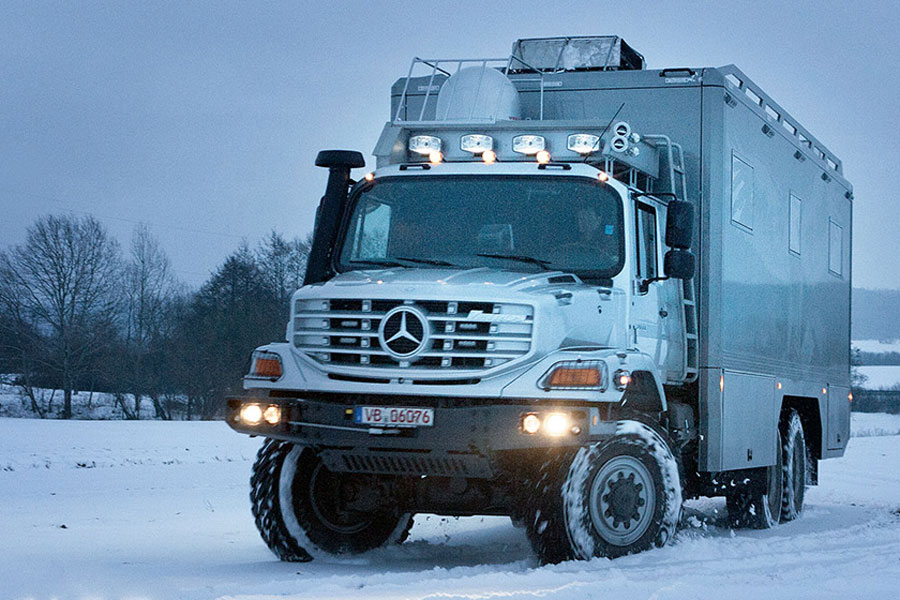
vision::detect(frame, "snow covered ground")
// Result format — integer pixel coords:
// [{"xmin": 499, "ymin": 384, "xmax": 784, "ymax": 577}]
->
[
  {"xmin": 857, "ymin": 365, "xmax": 900, "ymax": 390},
  {"xmin": 2, "ymin": 415, "xmax": 900, "ymax": 600},
  {"xmin": 852, "ymin": 339, "xmax": 900, "ymax": 354}
]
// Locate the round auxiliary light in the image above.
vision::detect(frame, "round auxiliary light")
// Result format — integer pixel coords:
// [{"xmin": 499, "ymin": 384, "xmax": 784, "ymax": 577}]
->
[
  {"xmin": 536, "ymin": 150, "xmax": 551, "ymax": 164},
  {"xmin": 364, "ymin": 172, "xmax": 374, "ymax": 182},
  {"xmin": 597, "ymin": 171, "xmax": 609, "ymax": 183},
  {"xmin": 263, "ymin": 405, "xmax": 281, "ymax": 425},
  {"xmin": 460, "ymin": 134, "xmax": 494, "ymax": 154},
  {"xmin": 512, "ymin": 134, "xmax": 546, "ymax": 155},
  {"xmin": 543, "ymin": 413, "xmax": 570, "ymax": 437},
  {"xmin": 482, "ymin": 150, "xmax": 496, "ymax": 164},
  {"xmin": 429, "ymin": 150, "xmax": 443, "ymax": 165},
  {"xmin": 567, "ymin": 133, "xmax": 601, "ymax": 155},
  {"xmin": 240, "ymin": 404, "xmax": 263, "ymax": 425},
  {"xmin": 522, "ymin": 413, "xmax": 541, "ymax": 434}
]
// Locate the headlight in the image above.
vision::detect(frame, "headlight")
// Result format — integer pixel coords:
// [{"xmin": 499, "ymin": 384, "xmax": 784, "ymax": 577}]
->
[
  {"xmin": 240, "ymin": 404, "xmax": 263, "ymax": 425},
  {"xmin": 543, "ymin": 412, "xmax": 570, "ymax": 437},
  {"xmin": 520, "ymin": 411, "xmax": 580, "ymax": 436}
]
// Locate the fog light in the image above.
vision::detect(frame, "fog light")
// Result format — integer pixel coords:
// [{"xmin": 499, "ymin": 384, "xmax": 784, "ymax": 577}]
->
[
  {"xmin": 536, "ymin": 150, "xmax": 551, "ymax": 164},
  {"xmin": 522, "ymin": 413, "xmax": 541, "ymax": 434},
  {"xmin": 263, "ymin": 405, "xmax": 281, "ymax": 425},
  {"xmin": 240, "ymin": 404, "xmax": 263, "ymax": 425},
  {"xmin": 543, "ymin": 412, "xmax": 570, "ymax": 437},
  {"xmin": 429, "ymin": 150, "xmax": 443, "ymax": 165}
]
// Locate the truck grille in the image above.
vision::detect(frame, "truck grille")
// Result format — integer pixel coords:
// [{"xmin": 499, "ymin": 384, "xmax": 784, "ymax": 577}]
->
[
  {"xmin": 319, "ymin": 450, "xmax": 493, "ymax": 478},
  {"xmin": 292, "ymin": 298, "xmax": 533, "ymax": 372}
]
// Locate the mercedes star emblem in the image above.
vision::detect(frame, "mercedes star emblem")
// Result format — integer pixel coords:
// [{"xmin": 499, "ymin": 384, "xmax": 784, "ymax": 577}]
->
[{"xmin": 378, "ymin": 306, "xmax": 429, "ymax": 359}]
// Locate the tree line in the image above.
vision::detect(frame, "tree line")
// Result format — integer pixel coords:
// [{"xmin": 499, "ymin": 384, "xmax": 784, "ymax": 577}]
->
[{"xmin": 0, "ymin": 214, "xmax": 310, "ymax": 419}]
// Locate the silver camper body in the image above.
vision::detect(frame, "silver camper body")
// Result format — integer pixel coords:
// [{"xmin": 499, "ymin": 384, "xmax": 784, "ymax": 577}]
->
[{"xmin": 386, "ymin": 50, "xmax": 852, "ymax": 471}]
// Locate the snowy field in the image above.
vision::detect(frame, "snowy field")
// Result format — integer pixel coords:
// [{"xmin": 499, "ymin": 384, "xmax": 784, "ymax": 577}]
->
[
  {"xmin": 3, "ymin": 416, "xmax": 900, "ymax": 600},
  {"xmin": 857, "ymin": 365, "xmax": 900, "ymax": 390},
  {"xmin": 852, "ymin": 339, "xmax": 900, "ymax": 354}
]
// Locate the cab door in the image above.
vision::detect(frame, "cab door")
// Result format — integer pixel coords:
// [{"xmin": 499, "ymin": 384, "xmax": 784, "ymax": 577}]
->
[{"xmin": 630, "ymin": 199, "xmax": 668, "ymax": 364}]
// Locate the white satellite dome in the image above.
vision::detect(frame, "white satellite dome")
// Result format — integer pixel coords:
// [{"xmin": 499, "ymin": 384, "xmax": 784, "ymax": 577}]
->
[{"xmin": 435, "ymin": 66, "xmax": 521, "ymax": 121}]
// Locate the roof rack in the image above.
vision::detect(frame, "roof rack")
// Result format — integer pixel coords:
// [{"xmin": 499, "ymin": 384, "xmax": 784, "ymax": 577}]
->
[{"xmin": 719, "ymin": 65, "xmax": 843, "ymax": 175}]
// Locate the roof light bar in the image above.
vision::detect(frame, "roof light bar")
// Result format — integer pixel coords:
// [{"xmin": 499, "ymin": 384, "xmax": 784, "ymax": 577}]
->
[
  {"xmin": 512, "ymin": 135, "xmax": 546, "ymax": 155},
  {"xmin": 409, "ymin": 135, "xmax": 442, "ymax": 155}
]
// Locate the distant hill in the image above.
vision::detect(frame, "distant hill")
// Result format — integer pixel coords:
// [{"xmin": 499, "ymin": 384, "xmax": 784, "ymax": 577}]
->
[{"xmin": 853, "ymin": 288, "xmax": 900, "ymax": 340}]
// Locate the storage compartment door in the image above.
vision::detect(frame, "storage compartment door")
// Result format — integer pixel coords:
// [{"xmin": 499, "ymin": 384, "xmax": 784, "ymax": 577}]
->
[
  {"xmin": 828, "ymin": 385, "xmax": 850, "ymax": 450},
  {"xmin": 721, "ymin": 371, "xmax": 777, "ymax": 470}
]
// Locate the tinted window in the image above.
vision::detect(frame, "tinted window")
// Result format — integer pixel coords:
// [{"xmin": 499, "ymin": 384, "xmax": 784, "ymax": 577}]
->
[{"xmin": 339, "ymin": 176, "xmax": 625, "ymax": 281}]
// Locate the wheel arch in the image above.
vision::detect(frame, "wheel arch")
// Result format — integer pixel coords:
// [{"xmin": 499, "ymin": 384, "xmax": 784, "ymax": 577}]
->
[
  {"xmin": 780, "ymin": 395, "xmax": 822, "ymax": 461},
  {"xmin": 620, "ymin": 369, "xmax": 667, "ymax": 413}
]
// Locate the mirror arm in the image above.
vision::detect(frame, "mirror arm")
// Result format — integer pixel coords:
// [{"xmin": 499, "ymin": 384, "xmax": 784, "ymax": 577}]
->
[{"xmin": 639, "ymin": 276, "xmax": 670, "ymax": 294}]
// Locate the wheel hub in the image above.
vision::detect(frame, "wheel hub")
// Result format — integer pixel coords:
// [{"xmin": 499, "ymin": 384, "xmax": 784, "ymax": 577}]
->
[{"xmin": 589, "ymin": 455, "xmax": 656, "ymax": 545}]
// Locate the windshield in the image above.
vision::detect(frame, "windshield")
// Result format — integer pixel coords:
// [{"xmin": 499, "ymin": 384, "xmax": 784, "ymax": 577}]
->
[{"xmin": 337, "ymin": 175, "xmax": 624, "ymax": 281}]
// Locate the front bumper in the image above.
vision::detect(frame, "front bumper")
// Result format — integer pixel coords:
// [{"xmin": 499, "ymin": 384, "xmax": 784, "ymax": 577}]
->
[{"xmin": 226, "ymin": 393, "xmax": 616, "ymax": 478}]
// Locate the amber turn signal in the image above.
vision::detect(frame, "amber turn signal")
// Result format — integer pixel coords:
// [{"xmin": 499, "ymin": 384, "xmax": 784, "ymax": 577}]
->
[{"xmin": 547, "ymin": 367, "xmax": 602, "ymax": 388}]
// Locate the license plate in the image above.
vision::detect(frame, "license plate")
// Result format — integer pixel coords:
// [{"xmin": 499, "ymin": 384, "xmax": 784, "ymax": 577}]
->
[{"xmin": 354, "ymin": 406, "xmax": 434, "ymax": 428}]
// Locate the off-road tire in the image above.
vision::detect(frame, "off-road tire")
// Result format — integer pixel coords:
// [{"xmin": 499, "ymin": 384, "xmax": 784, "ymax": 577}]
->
[
  {"xmin": 780, "ymin": 409, "xmax": 806, "ymax": 522},
  {"xmin": 250, "ymin": 439, "xmax": 413, "ymax": 561},
  {"xmin": 563, "ymin": 420, "xmax": 682, "ymax": 559},
  {"xmin": 524, "ymin": 451, "xmax": 576, "ymax": 565},
  {"xmin": 250, "ymin": 439, "xmax": 312, "ymax": 562},
  {"xmin": 525, "ymin": 421, "xmax": 682, "ymax": 563},
  {"xmin": 726, "ymin": 429, "xmax": 784, "ymax": 529}
]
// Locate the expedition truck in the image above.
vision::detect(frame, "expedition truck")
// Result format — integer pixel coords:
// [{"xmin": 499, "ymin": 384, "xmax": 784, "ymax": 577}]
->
[{"xmin": 226, "ymin": 36, "xmax": 853, "ymax": 563}]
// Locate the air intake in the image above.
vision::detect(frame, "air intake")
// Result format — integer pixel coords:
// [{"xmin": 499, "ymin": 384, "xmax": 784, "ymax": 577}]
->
[{"xmin": 511, "ymin": 36, "xmax": 645, "ymax": 72}]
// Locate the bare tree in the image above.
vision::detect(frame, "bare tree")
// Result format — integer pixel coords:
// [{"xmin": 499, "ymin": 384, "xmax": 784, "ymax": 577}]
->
[
  {"xmin": 121, "ymin": 224, "xmax": 179, "ymax": 418},
  {"xmin": 0, "ymin": 214, "xmax": 121, "ymax": 418}
]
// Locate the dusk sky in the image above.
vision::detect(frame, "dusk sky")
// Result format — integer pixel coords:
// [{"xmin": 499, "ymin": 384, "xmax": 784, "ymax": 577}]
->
[{"xmin": 1, "ymin": 0, "xmax": 896, "ymax": 288}]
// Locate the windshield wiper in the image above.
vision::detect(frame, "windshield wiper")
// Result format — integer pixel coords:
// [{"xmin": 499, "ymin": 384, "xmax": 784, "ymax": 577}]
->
[
  {"xmin": 394, "ymin": 256, "xmax": 459, "ymax": 267},
  {"xmin": 475, "ymin": 253, "xmax": 553, "ymax": 271},
  {"xmin": 347, "ymin": 259, "xmax": 407, "ymax": 269}
]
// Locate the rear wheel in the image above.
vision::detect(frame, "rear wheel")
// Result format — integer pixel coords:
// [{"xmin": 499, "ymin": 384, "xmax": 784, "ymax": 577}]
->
[
  {"xmin": 250, "ymin": 439, "xmax": 412, "ymax": 561},
  {"xmin": 780, "ymin": 409, "xmax": 807, "ymax": 522},
  {"xmin": 726, "ymin": 429, "xmax": 783, "ymax": 529}
]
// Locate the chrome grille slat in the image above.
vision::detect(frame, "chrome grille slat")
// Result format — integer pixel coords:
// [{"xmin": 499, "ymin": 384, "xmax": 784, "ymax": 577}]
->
[{"xmin": 293, "ymin": 297, "xmax": 534, "ymax": 373}]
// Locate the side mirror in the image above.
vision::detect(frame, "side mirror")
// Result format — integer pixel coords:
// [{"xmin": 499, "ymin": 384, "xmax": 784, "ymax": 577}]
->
[
  {"xmin": 664, "ymin": 249, "xmax": 695, "ymax": 280},
  {"xmin": 666, "ymin": 200, "xmax": 694, "ymax": 250}
]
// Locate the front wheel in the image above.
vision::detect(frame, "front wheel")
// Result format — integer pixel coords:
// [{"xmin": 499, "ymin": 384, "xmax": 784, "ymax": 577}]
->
[
  {"xmin": 564, "ymin": 421, "xmax": 683, "ymax": 559},
  {"xmin": 250, "ymin": 440, "xmax": 413, "ymax": 561},
  {"xmin": 526, "ymin": 420, "xmax": 682, "ymax": 563}
]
